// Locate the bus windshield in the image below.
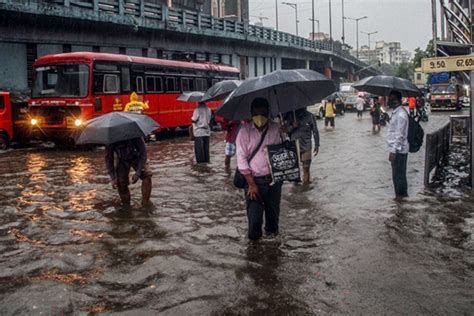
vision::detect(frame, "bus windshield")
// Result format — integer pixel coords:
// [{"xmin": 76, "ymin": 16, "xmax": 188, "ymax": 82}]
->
[
  {"xmin": 32, "ymin": 64, "xmax": 89, "ymax": 98},
  {"xmin": 431, "ymin": 84, "xmax": 456, "ymax": 95}
]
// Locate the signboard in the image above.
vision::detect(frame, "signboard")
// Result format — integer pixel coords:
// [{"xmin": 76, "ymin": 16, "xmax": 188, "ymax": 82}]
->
[
  {"xmin": 267, "ymin": 140, "xmax": 301, "ymax": 183},
  {"xmin": 422, "ymin": 55, "xmax": 474, "ymax": 73}
]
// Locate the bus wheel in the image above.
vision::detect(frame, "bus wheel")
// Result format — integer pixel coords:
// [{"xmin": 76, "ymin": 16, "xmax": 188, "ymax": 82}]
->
[{"xmin": 0, "ymin": 134, "xmax": 9, "ymax": 150}]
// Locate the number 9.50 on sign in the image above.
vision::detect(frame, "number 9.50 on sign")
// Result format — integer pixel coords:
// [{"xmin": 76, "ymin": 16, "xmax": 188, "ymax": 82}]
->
[{"xmin": 422, "ymin": 55, "xmax": 474, "ymax": 73}]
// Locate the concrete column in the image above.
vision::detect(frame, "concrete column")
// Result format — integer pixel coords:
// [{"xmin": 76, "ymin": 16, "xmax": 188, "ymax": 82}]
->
[
  {"xmin": 347, "ymin": 71, "xmax": 354, "ymax": 82},
  {"xmin": 306, "ymin": 60, "xmax": 310, "ymax": 69},
  {"xmin": 324, "ymin": 67, "xmax": 332, "ymax": 79}
]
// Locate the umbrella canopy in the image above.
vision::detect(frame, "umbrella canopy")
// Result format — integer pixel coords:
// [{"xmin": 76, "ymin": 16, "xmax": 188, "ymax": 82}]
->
[
  {"xmin": 75, "ymin": 112, "xmax": 160, "ymax": 145},
  {"xmin": 216, "ymin": 69, "xmax": 335, "ymax": 120},
  {"xmin": 352, "ymin": 75, "xmax": 421, "ymax": 97},
  {"xmin": 325, "ymin": 91, "xmax": 345, "ymax": 102},
  {"xmin": 177, "ymin": 91, "xmax": 204, "ymax": 102},
  {"xmin": 201, "ymin": 80, "xmax": 242, "ymax": 102}
]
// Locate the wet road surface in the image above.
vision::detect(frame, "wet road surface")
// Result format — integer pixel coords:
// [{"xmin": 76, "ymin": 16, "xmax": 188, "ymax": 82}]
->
[{"xmin": 0, "ymin": 111, "xmax": 473, "ymax": 315}]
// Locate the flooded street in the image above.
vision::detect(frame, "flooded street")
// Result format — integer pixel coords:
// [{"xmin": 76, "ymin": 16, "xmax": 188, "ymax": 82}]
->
[{"xmin": 0, "ymin": 111, "xmax": 473, "ymax": 315}]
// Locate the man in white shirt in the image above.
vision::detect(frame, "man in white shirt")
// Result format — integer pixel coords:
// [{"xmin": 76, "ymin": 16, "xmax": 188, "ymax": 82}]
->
[
  {"xmin": 192, "ymin": 102, "xmax": 212, "ymax": 163},
  {"xmin": 386, "ymin": 90, "xmax": 409, "ymax": 198},
  {"xmin": 355, "ymin": 96, "xmax": 365, "ymax": 118}
]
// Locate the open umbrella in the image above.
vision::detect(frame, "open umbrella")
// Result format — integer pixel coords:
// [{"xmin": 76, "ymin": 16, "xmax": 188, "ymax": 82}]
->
[
  {"xmin": 177, "ymin": 91, "xmax": 204, "ymax": 102},
  {"xmin": 75, "ymin": 112, "xmax": 160, "ymax": 145},
  {"xmin": 216, "ymin": 69, "xmax": 335, "ymax": 120},
  {"xmin": 352, "ymin": 75, "xmax": 421, "ymax": 97},
  {"xmin": 325, "ymin": 91, "xmax": 345, "ymax": 102},
  {"xmin": 201, "ymin": 80, "xmax": 242, "ymax": 102}
]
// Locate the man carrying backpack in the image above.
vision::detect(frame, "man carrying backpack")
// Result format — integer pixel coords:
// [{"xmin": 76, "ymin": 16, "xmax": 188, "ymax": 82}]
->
[{"xmin": 386, "ymin": 90, "xmax": 409, "ymax": 198}]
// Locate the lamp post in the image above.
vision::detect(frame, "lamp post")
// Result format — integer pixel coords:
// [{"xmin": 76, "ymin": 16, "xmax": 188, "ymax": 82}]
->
[
  {"xmin": 275, "ymin": 0, "xmax": 279, "ymax": 30},
  {"xmin": 344, "ymin": 15, "xmax": 368, "ymax": 59},
  {"xmin": 308, "ymin": 18, "xmax": 320, "ymax": 34},
  {"xmin": 361, "ymin": 30, "xmax": 377, "ymax": 62},
  {"xmin": 341, "ymin": 0, "xmax": 345, "ymax": 44},
  {"xmin": 328, "ymin": 0, "xmax": 332, "ymax": 41},
  {"xmin": 282, "ymin": 2, "xmax": 298, "ymax": 36}
]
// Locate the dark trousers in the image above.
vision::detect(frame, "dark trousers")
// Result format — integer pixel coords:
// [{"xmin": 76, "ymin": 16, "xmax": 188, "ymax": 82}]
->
[
  {"xmin": 194, "ymin": 136, "xmax": 210, "ymax": 163},
  {"xmin": 357, "ymin": 110, "xmax": 363, "ymax": 118},
  {"xmin": 244, "ymin": 178, "xmax": 282, "ymax": 240},
  {"xmin": 325, "ymin": 117, "xmax": 335, "ymax": 127},
  {"xmin": 391, "ymin": 153, "xmax": 408, "ymax": 197}
]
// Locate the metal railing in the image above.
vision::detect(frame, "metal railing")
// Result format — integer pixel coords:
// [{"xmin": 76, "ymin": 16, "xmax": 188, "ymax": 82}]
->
[
  {"xmin": 424, "ymin": 122, "xmax": 450, "ymax": 186},
  {"xmin": 9, "ymin": 0, "xmax": 367, "ymax": 68}
]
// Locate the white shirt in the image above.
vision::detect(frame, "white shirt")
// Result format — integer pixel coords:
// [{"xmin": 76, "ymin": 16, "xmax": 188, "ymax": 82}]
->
[
  {"xmin": 192, "ymin": 104, "xmax": 211, "ymax": 137},
  {"xmin": 355, "ymin": 97, "xmax": 365, "ymax": 111},
  {"xmin": 387, "ymin": 105, "xmax": 409, "ymax": 154}
]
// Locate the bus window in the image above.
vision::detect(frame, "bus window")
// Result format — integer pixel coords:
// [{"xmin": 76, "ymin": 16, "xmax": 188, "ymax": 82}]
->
[
  {"xmin": 136, "ymin": 77, "xmax": 144, "ymax": 93},
  {"xmin": 146, "ymin": 76, "xmax": 163, "ymax": 93},
  {"xmin": 0, "ymin": 96, "xmax": 4, "ymax": 110},
  {"xmin": 166, "ymin": 77, "xmax": 178, "ymax": 92},
  {"xmin": 181, "ymin": 78, "xmax": 194, "ymax": 92},
  {"xmin": 195, "ymin": 78, "xmax": 208, "ymax": 91},
  {"xmin": 121, "ymin": 67, "xmax": 131, "ymax": 92},
  {"xmin": 103, "ymin": 74, "xmax": 119, "ymax": 93}
]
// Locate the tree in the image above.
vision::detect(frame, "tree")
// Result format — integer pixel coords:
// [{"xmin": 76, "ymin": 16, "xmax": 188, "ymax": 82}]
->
[{"xmin": 396, "ymin": 62, "xmax": 414, "ymax": 80}]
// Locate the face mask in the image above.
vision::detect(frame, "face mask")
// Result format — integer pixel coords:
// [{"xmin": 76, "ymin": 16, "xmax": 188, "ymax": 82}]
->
[
  {"xmin": 252, "ymin": 115, "xmax": 268, "ymax": 128},
  {"xmin": 387, "ymin": 100, "xmax": 397, "ymax": 108}
]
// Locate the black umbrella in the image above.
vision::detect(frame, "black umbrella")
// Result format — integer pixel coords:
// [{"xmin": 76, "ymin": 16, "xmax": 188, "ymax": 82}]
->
[
  {"xmin": 216, "ymin": 69, "xmax": 335, "ymax": 120},
  {"xmin": 201, "ymin": 80, "xmax": 242, "ymax": 102},
  {"xmin": 177, "ymin": 91, "xmax": 204, "ymax": 102},
  {"xmin": 352, "ymin": 75, "xmax": 421, "ymax": 97},
  {"xmin": 75, "ymin": 112, "xmax": 160, "ymax": 145},
  {"xmin": 325, "ymin": 91, "xmax": 345, "ymax": 102}
]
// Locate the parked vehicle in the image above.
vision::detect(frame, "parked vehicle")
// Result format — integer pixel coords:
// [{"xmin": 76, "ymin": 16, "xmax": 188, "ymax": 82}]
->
[
  {"xmin": 28, "ymin": 52, "xmax": 240, "ymax": 145},
  {"xmin": 344, "ymin": 95, "xmax": 358, "ymax": 111},
  {"xmin": 307, "ymin": 102, "xmax": 325, "ymax": 119},
  {"xmin": 0, "ymin": 92, "xmax": 30, "ymax": 150}
]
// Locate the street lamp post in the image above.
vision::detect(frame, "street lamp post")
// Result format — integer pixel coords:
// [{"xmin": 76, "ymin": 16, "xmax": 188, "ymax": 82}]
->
[
  {"xmin": 308, "ymin": 17, "xmax": 320, "ymax": 49},
  {"xmin": 328, "ymin": 0, "xmax": 332, "ymax": 41},
  {"xmin": 275, "ymin": 0, "xmax": 279, "ymax": 31},
  {"xmin": 344, "ymin": 15, "xmax": 368, "ymax": 59},
  {"xmin": 282, "ymin": 2, "xmax": 298, "ymax": 36},
  {"xmin": 308, "ymin": 18, "xmax": 320, "ymax": 34},
  {"xmin": 341, "ymin": 0, "xmax": 345, "ymax": 44},
  {"xmin": 361, "ymin": 30, "xmax": 377, "ymax": 62}
]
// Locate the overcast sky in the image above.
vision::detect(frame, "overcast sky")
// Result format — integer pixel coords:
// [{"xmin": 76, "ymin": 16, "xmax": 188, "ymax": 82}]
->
[{"xmin": 249, "ymin": 0, "xmax": 434, "ymax": 53}]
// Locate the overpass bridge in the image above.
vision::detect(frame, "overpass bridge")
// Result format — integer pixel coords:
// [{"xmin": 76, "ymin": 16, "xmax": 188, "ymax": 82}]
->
[{"xmin": 0, "ymin": 0, "xmax": 378, "ymax": 92}]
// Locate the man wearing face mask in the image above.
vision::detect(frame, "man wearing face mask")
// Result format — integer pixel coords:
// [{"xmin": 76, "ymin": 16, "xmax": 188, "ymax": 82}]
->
[
  {"xmin": 236, "ymin": 98, "xmax": 282, "ymax": 241},
  {"xmin": 386, "ymin": 90, "xmax": 410, "ymax": 198}
]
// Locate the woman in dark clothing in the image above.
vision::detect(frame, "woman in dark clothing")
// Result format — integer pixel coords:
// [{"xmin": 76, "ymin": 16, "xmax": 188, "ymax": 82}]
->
[{"xmin": 370, "ymin": 97, "xmax": 382, "ymax": 133}]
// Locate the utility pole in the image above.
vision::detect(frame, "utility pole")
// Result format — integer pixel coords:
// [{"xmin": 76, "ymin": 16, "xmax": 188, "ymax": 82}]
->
[
  {"xmin": 275, "ymin": 0, "xmax": 279, "ymax": 30},
  {"xmin": 341, "ymin": 0, "xmax": 345, "ymax": 45},
  {"xmin": 361, "ymin": 30, "xmax": 377, "ymax": 62},
  {"xmin": 251, "ymin": 14, "xmax": 269, "ymax": 26},
  {"xmin": 329, "ymin": 0, "xmax": 333, "ymax": 41},
  {"xmin": 344, "ymin": 16, "xmax": 368, "ymax": 59},
  {"xmin": 431, "ymin": 0, "xmax": 438, "ymax": 55},
  {"xmin": 282, "ymin": 2, "xmax": 299, "ymax": 36},
  {"xmin": 312, "ymin": 0, "xmax": 315, "ymax": 45}
]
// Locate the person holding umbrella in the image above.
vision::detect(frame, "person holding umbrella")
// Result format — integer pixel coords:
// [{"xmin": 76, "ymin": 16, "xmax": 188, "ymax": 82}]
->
[
  {"xmin": 236, "ymin": 98, "xmax": 282, "ymax": 240},
  {"xmin": 353, "ymin": 75, "xmax": 422, "ymax": 198},
  {"xmin": 217, "ymin": 69, "xmax": 335, "ymax": 240},
  {"xmin": 192, "ymin": 101, "xmax": 212, "ymax": 163},
  {"xmin": 76, "ymin": 112, "xmax": 160, "ymax": 207},
  {"xmin": 105, "ymin": 137, "xmax": 153, "ymax": 206},
  {"xmin": 386, "ymin": 90, "xmax": 410, "ymax": 198}
]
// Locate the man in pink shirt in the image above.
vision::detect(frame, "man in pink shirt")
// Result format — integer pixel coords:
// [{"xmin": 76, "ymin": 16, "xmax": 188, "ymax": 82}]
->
[{"xmin": 236, "ymin": 98, "xmax": 282, "ymax": 240}]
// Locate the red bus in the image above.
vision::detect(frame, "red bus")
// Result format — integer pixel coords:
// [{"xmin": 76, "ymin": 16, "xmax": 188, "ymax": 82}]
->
[
  {"xmin": 0, "ymin": 91, "xmax": 30, "ymax": 149},
  {"xmin": 29, "ymin": 52, "xmax": 240, "ymax": 144}
]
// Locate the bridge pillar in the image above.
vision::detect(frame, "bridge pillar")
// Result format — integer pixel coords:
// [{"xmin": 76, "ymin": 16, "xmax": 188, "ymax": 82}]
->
[{"xmin": 324, "ymin": 67, "xmax": 332, "ymax": 79}]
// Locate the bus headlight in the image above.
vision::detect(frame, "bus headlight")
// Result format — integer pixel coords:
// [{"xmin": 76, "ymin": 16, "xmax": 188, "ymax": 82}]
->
[
  {"xmin": 74, "ymin": 119, "xmax": 82, "ymax": 127},
  {"xmin": 31, "ymin": 118, "xmax": 38, "ymax": 126}
]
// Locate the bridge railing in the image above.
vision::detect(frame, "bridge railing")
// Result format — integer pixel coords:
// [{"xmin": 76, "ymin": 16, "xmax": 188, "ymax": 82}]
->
[
  {"xmin": 28, "ymin": 0, "xmax": 367, "ymax": 68},
  {"xmin": 424, "ymin": 122, "xmax": 451, "ymax": 186}
]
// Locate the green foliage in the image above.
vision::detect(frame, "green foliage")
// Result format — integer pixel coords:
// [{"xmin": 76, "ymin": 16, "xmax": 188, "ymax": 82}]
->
[{"xmin": 396, "ymin": 62, "xmax": 414, "ymax": 80}]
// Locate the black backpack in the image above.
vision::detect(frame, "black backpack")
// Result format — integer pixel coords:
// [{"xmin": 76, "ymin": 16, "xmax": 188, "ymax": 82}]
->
[{"xmin": 403, "ymin": 108, "xmax": 424, "ymax": 153}]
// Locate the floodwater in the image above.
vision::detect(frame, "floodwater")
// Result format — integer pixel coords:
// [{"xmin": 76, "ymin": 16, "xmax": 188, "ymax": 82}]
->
[{"xmin": 0, "ymin": 111, "xmax": 472, "ymax": 315}]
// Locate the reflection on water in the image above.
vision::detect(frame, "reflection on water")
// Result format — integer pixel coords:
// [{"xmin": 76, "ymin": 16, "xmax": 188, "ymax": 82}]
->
[{"xmin": 0, "ymin": 113, "xmax": 472, "ymax": 314}]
